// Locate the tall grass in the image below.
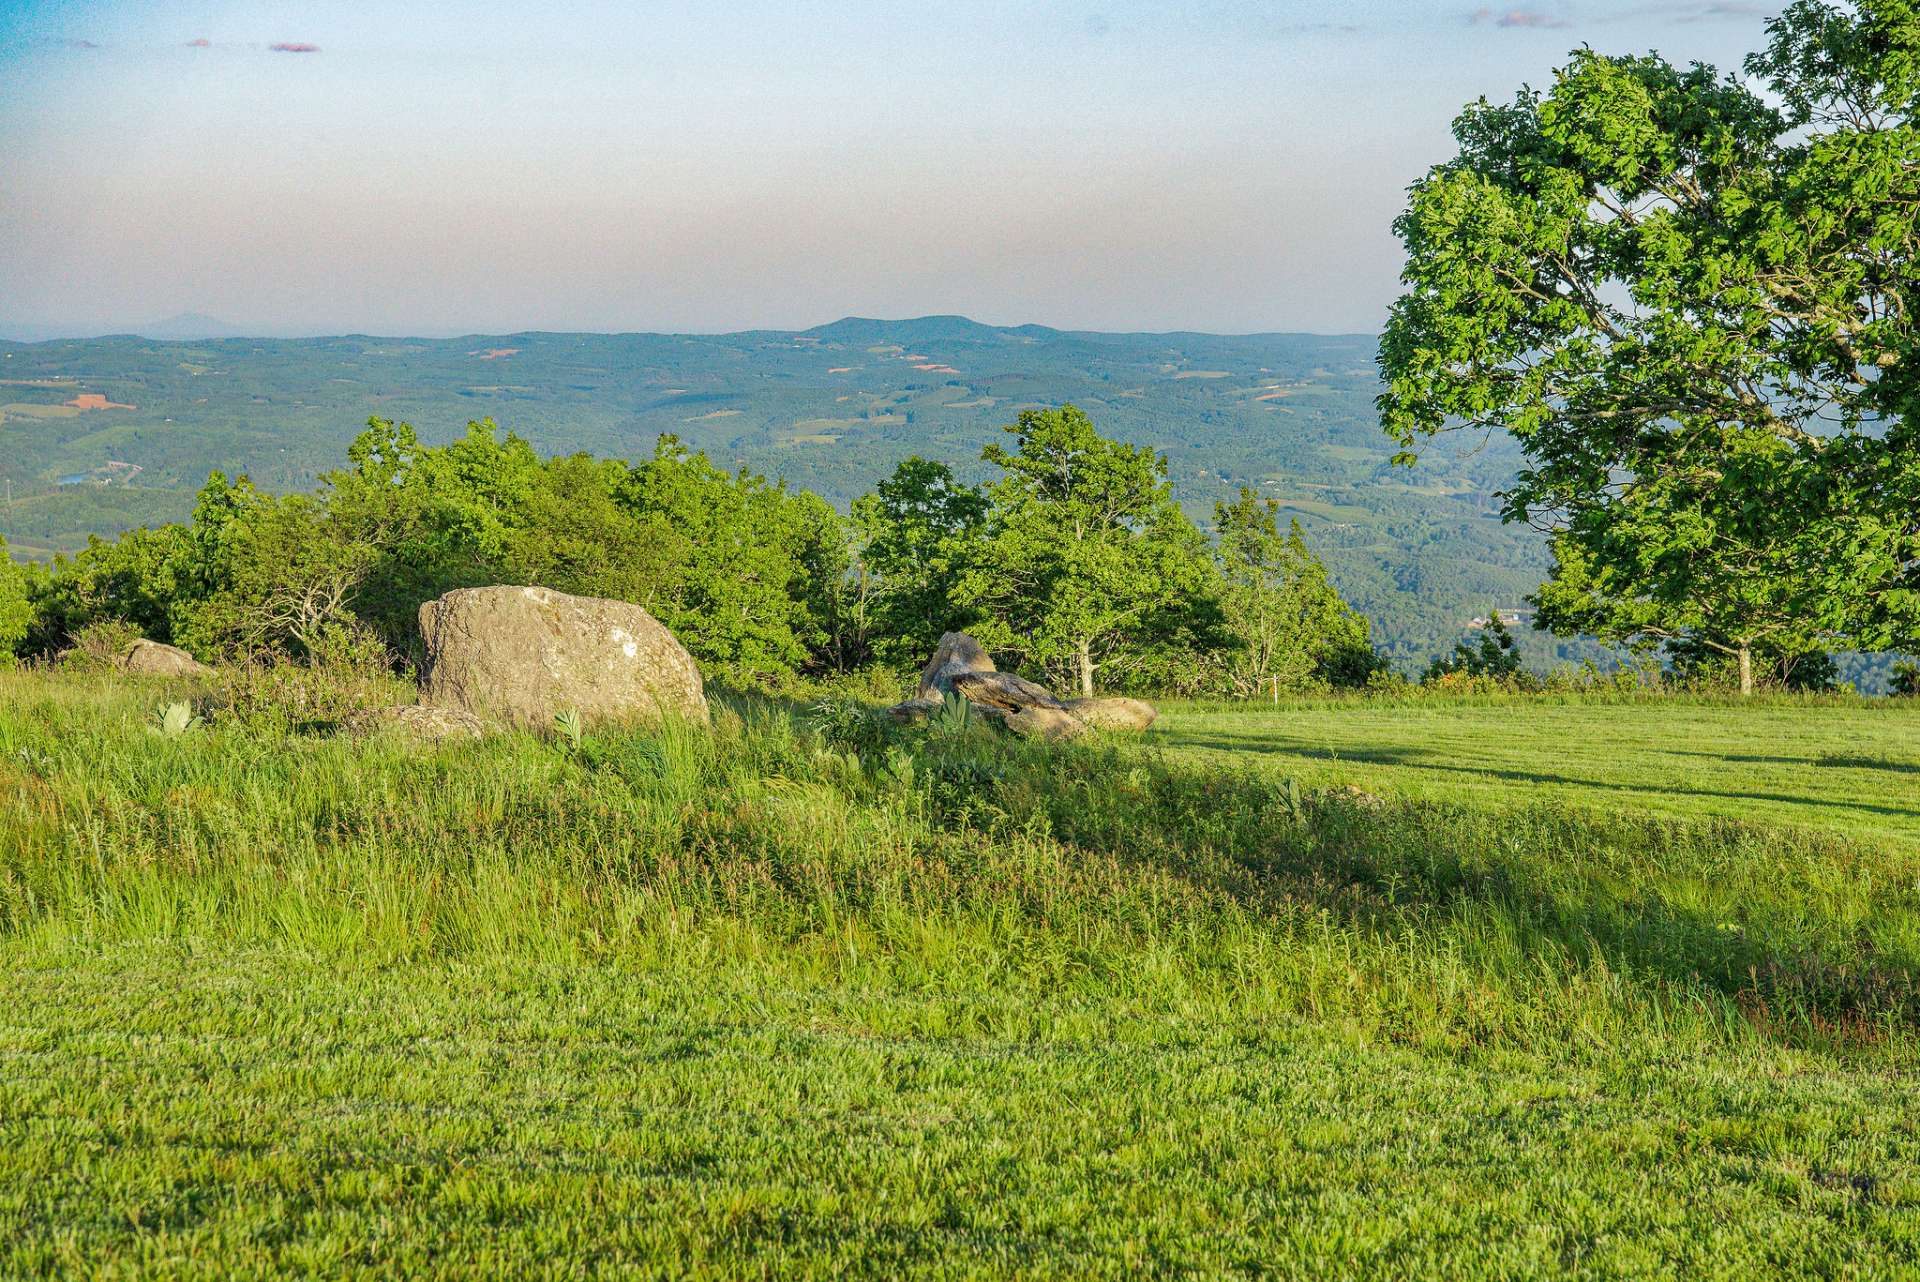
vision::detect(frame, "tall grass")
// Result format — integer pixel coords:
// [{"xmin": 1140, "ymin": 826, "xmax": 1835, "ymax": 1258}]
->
[{"xmin": 4, "ymin": 671, "xmax": 1915, "ymax": 1062}]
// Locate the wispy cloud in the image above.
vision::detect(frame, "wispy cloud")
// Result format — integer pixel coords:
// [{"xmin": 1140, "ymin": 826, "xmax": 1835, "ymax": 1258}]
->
[
  {"xmin": 269, "ymin": 41, "xmax": 320, "ymax": 54},
  {"xmin": 1667, "ymin": 2, "xmax": 1774, "ymax": 21},
  {"xmin": 184, "ymin": 37, "xmax": 211, "ymax": 48},
  {"xmin": 1467, "ymin": 7, "xmax": 1573, "ymax": 28}
]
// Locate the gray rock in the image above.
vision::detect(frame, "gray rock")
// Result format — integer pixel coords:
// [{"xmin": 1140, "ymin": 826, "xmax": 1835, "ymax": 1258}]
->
[
  {"xmin": 119, "ymin": 639, "xmax": 211, "ymax": 677},
  {"xmin": 1063, "ymin": 696, "xmax": 1158, "ymax": 732},
  {"xmin": 417, "ymin": 586, "xmax": 708, "ymax": 730},
  {"xmin": 951, "ymin": 669, "xmax": 1067, "ymax": 712},
  {"xmin": 916, "ymin": 631, "xmax": 996, "ymax": 702},
  {"xmin": 1005, "ymin": 706, "xmax": 1086, "ymax": 742},
  {"xmin": 344, "ymin": 704, "xmax": 492, "ymax": 743},
  {"xmin": 884, "ymin": 698, "xmax": 944, "ymax": 725}
]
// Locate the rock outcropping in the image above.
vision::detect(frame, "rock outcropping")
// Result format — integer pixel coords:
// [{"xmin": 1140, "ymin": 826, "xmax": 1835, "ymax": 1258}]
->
[
  {"xmin": 885, "ymin": 632, "xmax": 1156, "ymax": 742},
  {"xmin": 417, "ymin": 586, "xmax": 707, "ymax": 730},
  {"xmin": 119, "ymin": 640, "xmax": 211, "ymax": 677},
  {"xmin": 916, "ymin": 631, "xmax": 997, "ymax": 701}
]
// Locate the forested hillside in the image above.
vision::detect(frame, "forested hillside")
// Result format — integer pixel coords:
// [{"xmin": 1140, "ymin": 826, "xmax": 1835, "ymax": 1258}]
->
[{"xmin": 0, "ymin": 317, "xmax": 1558, "ymax": 668}]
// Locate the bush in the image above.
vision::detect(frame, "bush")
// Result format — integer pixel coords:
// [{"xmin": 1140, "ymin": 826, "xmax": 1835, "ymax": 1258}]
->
[{"xmin": 58, "ymin": 620, "xmax": 148, "ymax": 672}]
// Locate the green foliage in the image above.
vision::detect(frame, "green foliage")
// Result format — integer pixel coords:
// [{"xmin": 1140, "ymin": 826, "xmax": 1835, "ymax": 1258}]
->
[
  {"xmin": 1666, "ymin": 634, "xmax": 1843, "ymax": 694},
  {"xmin": 0, "ymin": 540, "xmax": 36, "ymax": 664},
  {"xmin": 807, "ymin": 694, "xmax": 903, "ymax": 765},
  {"xmin": 26, "ymin": 525, "xmax": 185, "ymax": 653},
  {"xmin": 17, "ymin": 406, "xmax": 1375, "ymax": 699},
  {"xmin": 553, "ymin": 708, "xmax": 584, "ymax": 755},
  {"xmin": 1381, "ymin": 0, "xmax": 1920, "ymax": 689},
  {"xmin": 149, "ymin": 700, "xmax": 202, "ymax": 738},
  {"xmin": 1214, "ymin": 489, "xmax": 1379, "ymax": 694},
  {"xmin": 959, "ymin": 405, "xmax": 1225, "ymax": 695},
  {"xmin": 0, "ymin": 317, "xmax": 1578, "ymax": 673},
  {"xmin": 198, "ymin": 653, "xmax": 408, "ymax": 735},
  {"xmin": 928, "ymin": 689, "xmax": 975, "ymax": 740},
  {"xmin": 1894, "ymin": 660, "xmax": 1920, "ymax": 697},
  {"xmin": 1426, "ymin": 609, "xmax": 1528, "ymax": 684},
  {"xmin": 851, "ymin": 457, "xmax": 987, "ymax": 667},
  {"xmin": 58, "ymin": 619, "xmax": 146, "ymax": 672}
]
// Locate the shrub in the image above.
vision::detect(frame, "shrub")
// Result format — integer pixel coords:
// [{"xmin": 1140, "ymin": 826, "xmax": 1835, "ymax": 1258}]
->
[{"xmin": 58, "ymin": 620, "xmax": 147, "ymax": 672}]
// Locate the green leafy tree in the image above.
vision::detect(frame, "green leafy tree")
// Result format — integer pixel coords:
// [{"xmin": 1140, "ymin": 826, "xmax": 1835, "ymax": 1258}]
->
[
  {"xmin": 0, "ymin": 538, "xmax": 38, "ymax": 663},
  {"xmin": 1214, "ymin": 490, "xmax": 1377, "ymax": 694},
  {"xmin": 960, "ymin": 405, "xmax": 1221, "ymax": 696},
  {"xmin": 788, "ymin": 489, "xmax": 874, "ymax": 675},
  {"xmin": 165, "ymin": 472, "xmax": 370, "ymax": 660},
  {"xmin": 1379, "ymin": 0, "xmax": 1920, "ymax": 695},
  {"xmin": 1425, "ymin": 609, "xmax": 1525, "ymax": 683},
  {"xmin": 851, "ymin": 457, "xmax": 987, "ymax": 667},
  {"xmin": 24, "ymin": 525, "xmax": 185, "ymax": 654},
  {"xmin": 620, "ymin": 436, "xmax": 825, "ymax": 681}
]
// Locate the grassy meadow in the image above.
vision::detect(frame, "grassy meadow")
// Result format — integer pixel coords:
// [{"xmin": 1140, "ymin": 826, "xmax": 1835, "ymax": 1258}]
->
[{"xmin": 4, "ymin": 671, "xmax": 1920, "ymax": 1277}]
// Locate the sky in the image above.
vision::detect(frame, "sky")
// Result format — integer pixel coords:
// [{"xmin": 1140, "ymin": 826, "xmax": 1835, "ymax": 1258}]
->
[{"xmin": 0, "ymin": 0, "xmax": 1783, "ymax": 337}]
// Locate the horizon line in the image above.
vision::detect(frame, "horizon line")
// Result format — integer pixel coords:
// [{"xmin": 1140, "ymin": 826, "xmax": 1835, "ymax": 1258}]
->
[{"xmin": 0, "ymin": 313, "xmax": 1383, "ymax": 345}]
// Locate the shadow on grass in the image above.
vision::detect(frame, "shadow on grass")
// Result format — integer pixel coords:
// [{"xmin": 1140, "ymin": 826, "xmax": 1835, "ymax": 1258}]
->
[
  {"xmin": 1157, "ymin": 730, "xmax": 1920, "ymax": 823},
  {"xmin": 1664, "ymin": 750, "xmax": 1920, "ymax": 775},
  {"xmin": 980, "ymin": 737, "xmax": 1920, "ymax": 1046}
]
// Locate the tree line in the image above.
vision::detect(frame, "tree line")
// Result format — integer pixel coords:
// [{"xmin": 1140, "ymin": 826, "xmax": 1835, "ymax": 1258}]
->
[{"xmin": 0, "ymin": 405, "xmax": 1378, "ymax": 696}]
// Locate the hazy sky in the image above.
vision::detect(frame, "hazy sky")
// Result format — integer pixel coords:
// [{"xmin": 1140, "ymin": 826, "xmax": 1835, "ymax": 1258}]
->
[{"xmin": 0, "ymin": 0, "xmax": 1780, "ymax": 336}]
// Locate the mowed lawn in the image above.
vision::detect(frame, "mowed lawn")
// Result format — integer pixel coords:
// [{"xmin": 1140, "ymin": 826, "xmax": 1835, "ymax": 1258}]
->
[{"xmin": 1154, "ymin": 699, "xmax": 1920, "ymax": 846}]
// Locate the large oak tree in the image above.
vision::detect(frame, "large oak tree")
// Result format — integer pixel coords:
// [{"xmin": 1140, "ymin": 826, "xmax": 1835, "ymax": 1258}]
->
[{"xmin": 1380, "ymin": 0, "xmax": 1920, "ymax": 693}]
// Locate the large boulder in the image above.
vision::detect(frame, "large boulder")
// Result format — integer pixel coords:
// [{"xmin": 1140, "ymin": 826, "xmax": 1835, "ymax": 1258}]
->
[
  {"xmin": 120, "ymin": 639, "xmax": 211, "ymax": 677},
  {"xmin": 950, "ymin": 669, "xmax": 1066, "ymax": 712},
  {"xmin": 1063, "ymin": 696, "xmax": 1158, "ymax": 732},
  {"xmin": 916, "ymin": 632, "xmax": 995, "ymax": 701},
  {"xmin": 417, "ymin": 586, "xmax": 708, "ymax": 730}
]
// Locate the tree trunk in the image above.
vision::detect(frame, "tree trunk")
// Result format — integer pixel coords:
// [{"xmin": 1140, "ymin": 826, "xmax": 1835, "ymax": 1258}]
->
[
  {"xmin": 1738, "ymin": 645, "xmax": 1753, "ymax": 698},
  {"xmin": 1076, "ymin": 638, "xmax": 1094, "ymax": 698}
]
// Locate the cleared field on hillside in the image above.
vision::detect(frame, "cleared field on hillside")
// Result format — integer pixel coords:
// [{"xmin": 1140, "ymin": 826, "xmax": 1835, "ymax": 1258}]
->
[
  {"xmin": 1156, "ymin": 699, "xmax": 1920, "ymax": 846},
  {"xmin": 3, "ymin": 676, "xmax": 1918, "ymax": 1277}
]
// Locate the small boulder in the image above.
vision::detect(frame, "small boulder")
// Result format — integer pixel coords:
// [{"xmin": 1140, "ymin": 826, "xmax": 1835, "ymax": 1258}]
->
[
  {"xmin": 884, "ymin": 698, "xmax": 943, "ymax": 726},
  {"xmin": 1004, "ymin": 705, "xmax": 1086, "ymax": 742},
  {"xmin": 343, "ymin": 704, "xmax": 492, "ymax": 743},
  {"xmin": 916, "ymin": 632, "xmax": 996, "ymax": 701},
  {"xmin": 418, "ymin": 586, "xmax": 708, "ymax": 730},
  {"xmin": 951, "ymin": 669, "xmax": 1067, "ymax": 712},
  {"xmin": 120, "ymin": 639, "xmax": 211, "ymax": 677},
  {"xmin": 1063, "ymin": 696, "xmax": 1158, "ymax": 732}
]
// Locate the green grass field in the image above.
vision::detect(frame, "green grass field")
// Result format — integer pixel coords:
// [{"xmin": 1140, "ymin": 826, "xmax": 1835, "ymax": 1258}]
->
[
  {"xmin": 1157, "ymin": 698, "xmax": 1920, "ymax": 846},
  {"xmin": 4, "ymin": 674, "xmax": 1920, "ymax": 1277}
]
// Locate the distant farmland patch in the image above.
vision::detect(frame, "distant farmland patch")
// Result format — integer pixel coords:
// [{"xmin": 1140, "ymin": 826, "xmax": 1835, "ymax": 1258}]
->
[
  {"xmin": 64, "ymin": 393, "xmax": 136, "ymax": 411},
  {"xmin": 684, "ymin": 409, "xmax": 742, "ymax": 421},
  {"xmin": 0, "ymin": 403, "xmax": 83, "ymax": 425},
  {"xmin": 1173, "ymin": 370, "xmax": 1232, "ymax": 380},
  {"xmin": 469, "ymin": 348, "xmax": 520, "ymax": 361}
]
